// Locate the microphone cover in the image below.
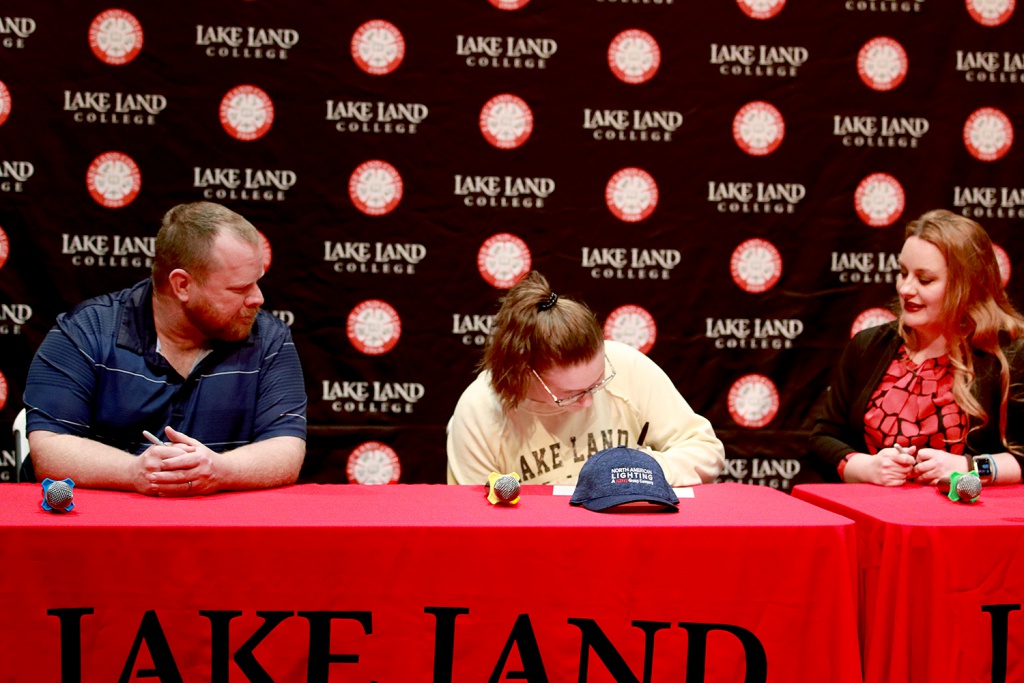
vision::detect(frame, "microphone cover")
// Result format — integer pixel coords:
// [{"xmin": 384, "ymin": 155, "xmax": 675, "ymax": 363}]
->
[
  {"xmin": 486, "ymin": 471, "xmax": 521, "ymax": 505},
  {"xmin": 41, "ymin": 478, "xmax": 76, "ymax": 512},
  {"xmin": 937, "ymin": 472, "xmax": 981, "ymax": 503},
  {"xmin": 493, "ymin": 474, "xmax": 521, "ymax": 502},
  {"xmin": 956, "ymin": 472, "xmax": 982, "ymax": 500}
]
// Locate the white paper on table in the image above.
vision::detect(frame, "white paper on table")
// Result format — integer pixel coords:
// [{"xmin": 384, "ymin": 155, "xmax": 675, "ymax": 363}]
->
[{"xmin": 553, "ymin": 485, "xmax": 694, "ymax": 498}]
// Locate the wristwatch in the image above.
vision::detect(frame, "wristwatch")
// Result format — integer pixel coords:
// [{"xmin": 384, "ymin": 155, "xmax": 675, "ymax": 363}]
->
[{"xmin": 972, "ymin": 454, "xmax": 997, "ymax": 485}]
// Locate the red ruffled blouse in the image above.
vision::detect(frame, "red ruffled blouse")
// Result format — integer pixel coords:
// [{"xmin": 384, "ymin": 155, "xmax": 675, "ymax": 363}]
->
[{"xmin": 863, "ymin": 346, "xmax": 968, "ymax": 455}]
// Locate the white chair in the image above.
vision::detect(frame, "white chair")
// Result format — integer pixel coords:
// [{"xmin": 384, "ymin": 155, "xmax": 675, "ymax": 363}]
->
[{"xmin": 12, "ymin": 408, "xmax": 28, "ymax": 483}]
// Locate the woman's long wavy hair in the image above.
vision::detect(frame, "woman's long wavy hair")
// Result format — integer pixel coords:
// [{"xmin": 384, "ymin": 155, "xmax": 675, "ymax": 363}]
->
[
  {"xmin": 482, "ymin": 271, "xmax": 604, "ymax": 412},
  {"xmin": 899, "ymin": 209, "xmax": 1024, "ymax": 451}
]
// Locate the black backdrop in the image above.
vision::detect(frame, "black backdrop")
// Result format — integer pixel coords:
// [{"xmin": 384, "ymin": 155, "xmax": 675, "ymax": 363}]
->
[{"xmin": 1, "ymin": 0, "xmax": 1022, "ymax": 489}]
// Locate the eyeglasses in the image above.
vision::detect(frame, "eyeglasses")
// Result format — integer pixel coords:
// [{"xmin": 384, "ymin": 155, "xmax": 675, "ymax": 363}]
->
[{"xmin": 530, "ymin": 357, "xmax": 616, "ymax": 407}]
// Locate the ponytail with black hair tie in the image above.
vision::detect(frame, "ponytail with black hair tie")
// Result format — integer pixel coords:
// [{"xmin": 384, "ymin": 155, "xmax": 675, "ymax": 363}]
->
[{"xmin": 538, "ymin": 292, "xmax": 558, "ymax": 311}]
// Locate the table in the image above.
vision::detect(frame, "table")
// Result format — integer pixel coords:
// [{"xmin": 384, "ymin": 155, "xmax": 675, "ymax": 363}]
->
[
  {"xmin": 0, "ymin": 483, "xmax": 861, "ymax": 683},
  {"xmin": 792, "ymin": 483, "xmax": 1024, "ymax": 683}
]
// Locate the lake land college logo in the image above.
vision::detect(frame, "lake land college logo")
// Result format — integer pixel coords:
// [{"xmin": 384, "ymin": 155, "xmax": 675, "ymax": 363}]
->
[
  {"xmin": 963, "ymin": 107, "xmax": 1013, "ymax": 161},
  {"xmin": 89, "ymin": 9, "xmax": 143, "ymax": 65},
  {"xmin": 479, "ymin": 94, "xmax": 534, "ymax": 149},
  {"xmin": 456, "ymin": 34, "xmax": 557, "ymax": 70},
  {"xmin": 219, "ymin": 85, "xmax": 274, "ymax": 141},
  {"xmin": 955, "ymin": 50, "xmax": 1024, "ymax": 84},
  {"xmin": 728, "ymin": 374, "xmax": 780, "ymax": 428},
  {"xmin": 857, "ymin": 37, "xmax": 908, "ymax": 91},
  {"xmin": 478, "ymin": 233, "xmax": 531, "ymax": 288},
  {"xmin": 607, "ymin": 29, "xmax": 660, "ymax": 84},
  {"xmin": 351, "ymin": 20, "xmax": 405, "ymax": 75},
  {"xmin": 965, "ymin": 0, "xmax": 1015, "ymax": 26},
  {"xmin": 851, "ymin": 308, "xmax": 897, "ymax": 337},
  {"xmin": 0, "ymin": 16, "xmax": 37, "ymax": 50},
  {"xmin": 347, "ymin": 300, "xmax": 402, "ymax": 356},
  {"xmin": 731, "ymin": 238, "xmax": 782, "ymax": 293},
  {"xmin": 710, "ymin": 43, "xmax": 808, "ymax": 79},
  {"xmin": 86, "ymin": 152, "xmax": 141, "ymax": 209},
  {"xmin": 603, "ymin": 305, "xmax": 657, "ymax": 354},
  {"xmin": 733, "ymin": 102, "xmax": 784, "ymax": 156},
  {"xmin": 605, "ymin": 168, "xmax": 658, "ymax": 222},
  {"xmin": 349, "ymin": 160, "xmax": 404, "ymax": 216},
  {"xmin": 953, "ymin": 185, "xmax": 1024, "ymax": 220},
  {"xmin": 736, "ymin": 0, "xmax": 787, "ymax": 20},
  {"xmin": 832, "ymin": 114, "xmax": 930, "ymax": 149},
  {"xmin": 195, "ymin": 23, "xmax": 299, "ymax": 60},
  {"xmin": 855, "ymin": 172, "xmax": 905, "ymax": 227},
  {"xmin": 347, "ymin": 441, "xmax": 401, "ymax": 484}
]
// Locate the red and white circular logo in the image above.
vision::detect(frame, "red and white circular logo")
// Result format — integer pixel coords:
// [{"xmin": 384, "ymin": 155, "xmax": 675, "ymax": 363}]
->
[
  {"xmin": 731, "ymin": 238, "xmax": 782, "ymax": 293},
  {"xmin": 733, "ymin": 102, "xmax": 785, "ymax": 156},
  {"xmin": 351, "ymin": 20, "xmax": 405, "ymax": 76},
  {"xmin": 86, "ymin": 152, "xmax": 141, "ymax": 209},
  {"xmin": 854, "ymin": 173, "xmax": 905, "ymax": 228},
  {"xmin": 348, "ymin": 160, "xmax": 404, "ymax": 216},
  {"xmin": 489, "ymin": 0, "xmax": 531, "ymax": 8},
  {"xmin": 0, "ymin": 370, "xmax": 7, "ymax": 412},
  {"xmin": 857, "ymin": 37, "xmax": 908, "ymax": 92},
  {"xmin": 605, "ymin": 168, "xmax": 658, "ymax": 223},
  {"xmin": 258, "ymin": 231, "xmax": 272, "ymax": 273},
  {"xmin": 603, "ymin": 305, "xmax": 657, "ymax": 354},
  {"xmin": 607, "ymin": 29, "xmax": 661, "ymax": 84},
  {"xmin": 993, "ymin": 243, "xmax": 1011, "ymax": 288},
  {"xmin": 347, "ymin": 441, "xmax": 402, "ymax": 484},
  {"xmin": 966, "ymin": 0, "xmax": 1015, "ymax": 26},
  {"xmin": 479, "ymin": 94, "xmax": 534, "ymax": 150},
  {"xmin": 219, "ymin": 85, "xmax": 274, "ymax": 141},
  {"xmin": 728, "ymin": 374, "xmax": 779, "ymax": 428},
  {"xmin": 89, "ymin": 9, "xmax": 143, "ymax": 66},
  {"xmin": 736, "ymin": 0, "xmax": 787, "ymax": 19},
  {"xmin": 851, "ymin": 308, "xmax": 897, "ymax": 338},
  {"xmin": 478, "ymin": 233, "xmax": 531, "ymax": 289},
  {"xmin": 0, "ymin": 80, "xmax": 11, "ymax": 127},
  {"xmin": 347, "ymin": 300, "xmax": 402, "ymax": 356},
  {"xmin": 964, "ymin": 107, "xmax": 1014, "ymax": 162},
  {"xmin": 0, "ymin": 226, "xmax": 9, "ymax": 270}
]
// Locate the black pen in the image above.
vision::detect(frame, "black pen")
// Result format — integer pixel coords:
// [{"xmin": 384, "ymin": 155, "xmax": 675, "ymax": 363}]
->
[{"xmin": 637, "ymin": 422, "xmax": 649, "ymax": 447}]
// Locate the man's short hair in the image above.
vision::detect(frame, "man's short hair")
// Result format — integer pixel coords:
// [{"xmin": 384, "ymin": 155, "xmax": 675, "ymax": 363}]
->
[{"xmin": 151, "ymin": 202, "xmax": 259, "ymax": 287}]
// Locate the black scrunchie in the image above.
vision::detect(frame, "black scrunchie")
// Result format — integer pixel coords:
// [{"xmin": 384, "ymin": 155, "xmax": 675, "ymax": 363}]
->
[{"xmin": 538, "ymin": 292, "xmax": 558, "ymax": 311}]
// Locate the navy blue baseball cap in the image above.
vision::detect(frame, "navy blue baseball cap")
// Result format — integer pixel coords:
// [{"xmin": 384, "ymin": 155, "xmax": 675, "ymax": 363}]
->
[{"xmin": 570, "ymin": 446, "xmax": 679, "ymax": 512}]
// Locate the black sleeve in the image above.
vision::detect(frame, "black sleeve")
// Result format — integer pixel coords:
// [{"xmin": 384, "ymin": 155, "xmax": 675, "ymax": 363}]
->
[
  {"xmin": 809, "ymin": 325, "xmax": 896, "ymax": 474},
  {"xmin": 1002, "ymin": 339, "xmax": 1024, "ymax": 458}
]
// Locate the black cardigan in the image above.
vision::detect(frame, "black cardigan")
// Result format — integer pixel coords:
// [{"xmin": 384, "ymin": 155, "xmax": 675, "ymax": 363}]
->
[{"xmin": 809, "ymin": 322, "xmax": 1024, "ymax": 478}]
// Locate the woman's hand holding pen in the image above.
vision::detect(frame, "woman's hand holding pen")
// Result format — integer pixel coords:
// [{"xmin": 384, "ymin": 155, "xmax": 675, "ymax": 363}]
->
[{"xmin": 853, "ymin": 444, "xmax": 916, "ymax": 486}]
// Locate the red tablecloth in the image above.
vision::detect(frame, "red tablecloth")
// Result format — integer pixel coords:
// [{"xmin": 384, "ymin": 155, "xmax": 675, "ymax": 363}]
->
[
  {"xmin": 1, "ymin": 483, "xmax": 860, "ymax": 682},
  {"xmin": 792, "ymin": 483, "xmax": 1024, "ymax": 683}
]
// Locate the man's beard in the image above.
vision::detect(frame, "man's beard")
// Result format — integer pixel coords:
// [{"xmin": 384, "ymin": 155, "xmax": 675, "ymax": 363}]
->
[{"xmin": 185, "ymin": 300, "xmax": 259, "ymax": 342}]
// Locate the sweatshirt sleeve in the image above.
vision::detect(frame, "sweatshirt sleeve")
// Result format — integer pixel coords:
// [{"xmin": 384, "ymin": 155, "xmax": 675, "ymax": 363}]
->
[
  {"xmin": 446, "ymin": 373, "xmax": 505, "ymax": 485},
  {"xmin": 612, "ymin": 343, "xmax": 725, "ymax": 486}
]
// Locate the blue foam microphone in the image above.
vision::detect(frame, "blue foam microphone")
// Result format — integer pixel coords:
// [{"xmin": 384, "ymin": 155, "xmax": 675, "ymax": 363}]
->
[{"xmin": 41, "ymin": 478, "xmax": 76, "ymax": 512}]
